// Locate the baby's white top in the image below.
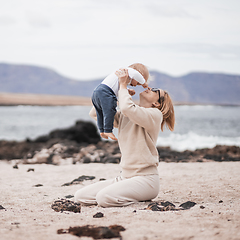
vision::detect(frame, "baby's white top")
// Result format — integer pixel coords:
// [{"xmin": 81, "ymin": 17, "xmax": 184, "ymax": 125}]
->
[{"xmin": 101, "ymin": 67, "xmax": 146, "ymax": 97}]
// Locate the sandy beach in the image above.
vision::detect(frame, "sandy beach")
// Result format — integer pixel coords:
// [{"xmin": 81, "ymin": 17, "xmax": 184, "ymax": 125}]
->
[
  {"xmin": 0, "ymin": 160, "xmax": 239, "ymax": 240},
  {"xmin": 0, "ymin": 93, "xmax": 92, "ymax": 106}
]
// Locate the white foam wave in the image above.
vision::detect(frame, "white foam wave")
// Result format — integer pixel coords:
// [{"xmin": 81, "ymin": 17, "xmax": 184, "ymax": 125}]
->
[
  {"xmin": 175, "ymin": 105, "xmax": 218, "ymax": 111},
  {"xmin": 157, "ymin": 131, "xmax": 240, "ymax": 152}
]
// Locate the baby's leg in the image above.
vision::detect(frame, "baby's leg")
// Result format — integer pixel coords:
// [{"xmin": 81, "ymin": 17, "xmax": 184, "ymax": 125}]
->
[{"xmin": 100, "ymin": 89, "xmax": 117, "ymax": 139}]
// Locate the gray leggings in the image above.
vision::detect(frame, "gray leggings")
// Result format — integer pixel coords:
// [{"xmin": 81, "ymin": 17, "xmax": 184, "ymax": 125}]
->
[{"xmin": 74, "ymin": 174, "xmax": 160, "ymax": 207}]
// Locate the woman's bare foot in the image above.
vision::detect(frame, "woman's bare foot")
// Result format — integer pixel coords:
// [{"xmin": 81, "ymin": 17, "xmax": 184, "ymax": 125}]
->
[{"xmin": 103, "ymin": 132, "xmax": 118, "ymax": 141}]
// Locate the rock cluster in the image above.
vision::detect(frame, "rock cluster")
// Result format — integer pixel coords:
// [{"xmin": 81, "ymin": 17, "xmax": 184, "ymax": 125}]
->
[
  {"xmin": 157, "ymin": 145, "xmax": 240, "ymax": 162},
  {"xmin": 0, "ymin": 120, "xmax": 239, "ymax": 163},
  {"xmin": 51, "ymin": 199, "xmax": 81, "ymax": 213},
  {"xmin": 146, "ymin": 201, "xmax": 196, "ymax": 211}
]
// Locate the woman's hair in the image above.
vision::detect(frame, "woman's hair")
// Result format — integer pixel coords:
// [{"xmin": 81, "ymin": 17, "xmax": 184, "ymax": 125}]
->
[{"xmin": 155, "ymin": 91, "xmax": 175, "ymax": 132}]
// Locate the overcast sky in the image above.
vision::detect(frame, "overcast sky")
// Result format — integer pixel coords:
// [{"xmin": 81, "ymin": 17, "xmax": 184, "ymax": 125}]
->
[{"xmin": 0, "ymin": 0, "xmax": 240, "ymax": 80}]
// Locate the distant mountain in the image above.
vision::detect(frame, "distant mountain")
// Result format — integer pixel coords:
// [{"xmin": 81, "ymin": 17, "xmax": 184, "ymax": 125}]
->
[{"xmin": 1, "ymin": 63, "xmax": 240, "ymax": 105}]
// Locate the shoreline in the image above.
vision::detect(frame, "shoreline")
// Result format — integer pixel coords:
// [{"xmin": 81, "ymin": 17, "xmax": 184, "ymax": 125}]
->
[
  {"xmin": 1, "ymin": 92, "xmax": 239, "ymax": 106},
  {"xmin": 0, "ymin": 92, "xmax": 92, "ymax": 106}
]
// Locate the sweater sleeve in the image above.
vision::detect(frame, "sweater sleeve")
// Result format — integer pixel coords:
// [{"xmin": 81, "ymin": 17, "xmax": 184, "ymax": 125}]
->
[{"xmin": 118, "ymin": 89, "xmax": 162, "ymax": 131}]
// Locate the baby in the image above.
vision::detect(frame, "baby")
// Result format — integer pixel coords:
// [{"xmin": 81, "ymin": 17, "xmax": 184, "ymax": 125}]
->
[{"xmin": 91, "ymin": 63, "xmax": 149, "ymax": 140}]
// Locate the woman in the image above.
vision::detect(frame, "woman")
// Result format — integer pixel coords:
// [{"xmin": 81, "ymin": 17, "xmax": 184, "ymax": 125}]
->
[{"xmin": 74, "ymin": 68, "xmax": 175, "ymax": 207}]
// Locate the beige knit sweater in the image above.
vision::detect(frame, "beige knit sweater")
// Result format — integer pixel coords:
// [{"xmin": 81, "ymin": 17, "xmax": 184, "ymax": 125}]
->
[{"xmin": 90, "ymin": 89, "xmax": 163, "ymax": 178}]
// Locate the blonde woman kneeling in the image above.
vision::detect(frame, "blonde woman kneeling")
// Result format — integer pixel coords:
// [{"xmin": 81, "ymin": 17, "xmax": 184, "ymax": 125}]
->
[{"xmin": 74, "ymin": 68, "xmax": 175, "ymax": 207}]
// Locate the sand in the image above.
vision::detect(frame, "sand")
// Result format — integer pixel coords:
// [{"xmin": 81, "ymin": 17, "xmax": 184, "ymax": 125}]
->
[
  {"xmin": 0, "ymin": 93, "xmax": 92, "ymax": 106},
  {"xmin": 0, "ymin": 161, "xmax": 240, "ymax": 240}
]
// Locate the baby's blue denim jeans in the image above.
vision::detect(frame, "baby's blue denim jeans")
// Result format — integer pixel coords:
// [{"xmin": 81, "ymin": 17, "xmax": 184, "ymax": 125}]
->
[{"xmin": 91, "ymin": 84, "xmax": 117, "ymax": 133}]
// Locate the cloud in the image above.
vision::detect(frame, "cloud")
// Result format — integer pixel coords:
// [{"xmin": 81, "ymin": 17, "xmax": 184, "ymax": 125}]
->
[
  {"xmin": 159, "ymin": 43, "xmax": 240, "ymax": 60},
  {"xmin": 0, "ymin": 15, "xmax": 16, "ymax": 26},
  {"xmin": 26, "ymin": 12, "xmax": 51, "ymax": 28},
  {"xmin": 144, "ymin": 3, "xmax": 199, "ymax": 19}
]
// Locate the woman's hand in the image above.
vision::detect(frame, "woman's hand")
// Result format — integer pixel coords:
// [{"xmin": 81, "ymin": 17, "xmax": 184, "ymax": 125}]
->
[{"xmin": 115, "ymin": 68, "xmax": 130, "ymax": 89}]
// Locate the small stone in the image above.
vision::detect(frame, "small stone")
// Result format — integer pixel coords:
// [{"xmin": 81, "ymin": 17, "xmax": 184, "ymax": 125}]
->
[
  {"xmin": 219, "ymin": 200, "xmax": 223, "ymax": 203},
  {"xmin": 0, "ymin": 205, "xmax": 5, "ymax": 210},
  {"xmin": 27, "ymin": 168, "xmax": 34, "ymax": 172},
  {"xmin": 200, "ymin": 205, "xmax": 205, "ymax": 209},
  {"xmin": 11, "ymin": 222, "xmax": 20, "ymax": 225},
  {"xmin": 65, "ymin": 195, "xmax": 74, "ymax": 199},
  {"xmin": 13, "ymin": 164, "xmax": 18, "ymax": 169},
  {"xmin": 93, "ymin": 212, "xmax": 104, "ymax": 218},
  {"xmin": 179, "ymin": 201, "xmax": 196, "ymax": 209},
  {"xmin": 33, "ymin": 184, "xmax": 43, "ymax": 187}
]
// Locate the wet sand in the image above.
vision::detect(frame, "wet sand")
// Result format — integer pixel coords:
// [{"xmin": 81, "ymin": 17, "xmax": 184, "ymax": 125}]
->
[{"xmin": 0, "ymin": 161, "xmax": 239, "ymax": 240}]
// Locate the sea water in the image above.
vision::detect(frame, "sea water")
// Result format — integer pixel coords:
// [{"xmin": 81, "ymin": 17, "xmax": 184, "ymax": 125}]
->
[{"xmin": 0, "ymin": 105, "xmax": 240, "ymax": 151}]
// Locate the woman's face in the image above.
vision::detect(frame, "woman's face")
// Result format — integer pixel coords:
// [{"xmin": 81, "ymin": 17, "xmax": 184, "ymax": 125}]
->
[{"xmin": 140, "ymin": 88, "xmax": 161, "ymax": 105}]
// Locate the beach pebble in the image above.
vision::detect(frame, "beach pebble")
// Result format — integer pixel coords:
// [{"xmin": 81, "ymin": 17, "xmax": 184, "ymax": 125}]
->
[
  {"xmin": 179, "ymin": 201, "xmax": 196, "ymax": 209},
  {"xmin": 13, "ymin": 164, "xmax": 18, "ymax": 169},
  {"xmin": 0, "ymin": 205, "xmax": 5, "ymax": 210},
  {"xmin": 27, "ymin": 168, "xmax": 34, "ymax": 172},
  {"xmin": 93, "ymin": 212, "xmax": 104, "ymax": 218},
  {"xmin": 33, "ymin": 184, "xmax": 43, "ymax": 187},
  {"xmin": 65, "ymin": 195, "xmax": 74, "ymax": 199}
]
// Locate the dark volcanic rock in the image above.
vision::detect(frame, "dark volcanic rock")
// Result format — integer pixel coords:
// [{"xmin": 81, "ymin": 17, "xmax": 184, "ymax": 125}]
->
[
  {"xmin": 33, "ymin": 184, "xmax": 43, "ymax": 187},
  {"xmin": 157, "ymin": 145, "xmax": 240, "ymax": 162},
  {"xmin": 62, "ymin": 175, "xmax": 95, "ymax": 186},
  {"xmin": 179, "ymin": 201, "xmax": 196, "ymax": 209},
  {"xmin": 147, "ymin": 201, "xmax": 196, "ymax": 211},
  {"xmin": 0, "ymin": 205, "xmax": 5, "ymax": 210},
  {"xmin": 34, "ymin": 120, "xmax": 100, "ymax": 144},
  {"xmin": 93, "ymin": 212, "xmax": 104, "ymax": 218},
  {"xmin": 13, "ymin": 164, "xmax": 18, "ymax": 169},
  {"xmin": 0, "ymin": 140, "xmax": 43, "ymax": 160},
  {"xmin": 57, "ymin": 224, "xmax": 125, "ymax": 239},
  {"xmin": 0, "ymin": 121, "xmax": 100, "ymax": 161},
  {"xmin": 147, "ymin": 201, "xmax": 179, "ymax": 211},
  {"xmin": 51, "ymin": 199, "xmax": 81, "ymax": 213},
  {"xmin": 1, "ymin": 119, "xmax": 239, "ymax": 166}
]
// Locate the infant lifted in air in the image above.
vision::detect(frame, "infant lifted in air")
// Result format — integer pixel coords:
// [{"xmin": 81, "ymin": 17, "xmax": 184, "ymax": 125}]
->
[{"xmin": 91, "ymin": 63, "xmax": 149, "ymax": 140}]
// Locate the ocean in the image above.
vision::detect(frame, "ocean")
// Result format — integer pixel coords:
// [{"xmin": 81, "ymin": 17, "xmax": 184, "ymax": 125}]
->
[{"xmin": 0, "ymin": 105, "xmax": 240, "ymax": 151}]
